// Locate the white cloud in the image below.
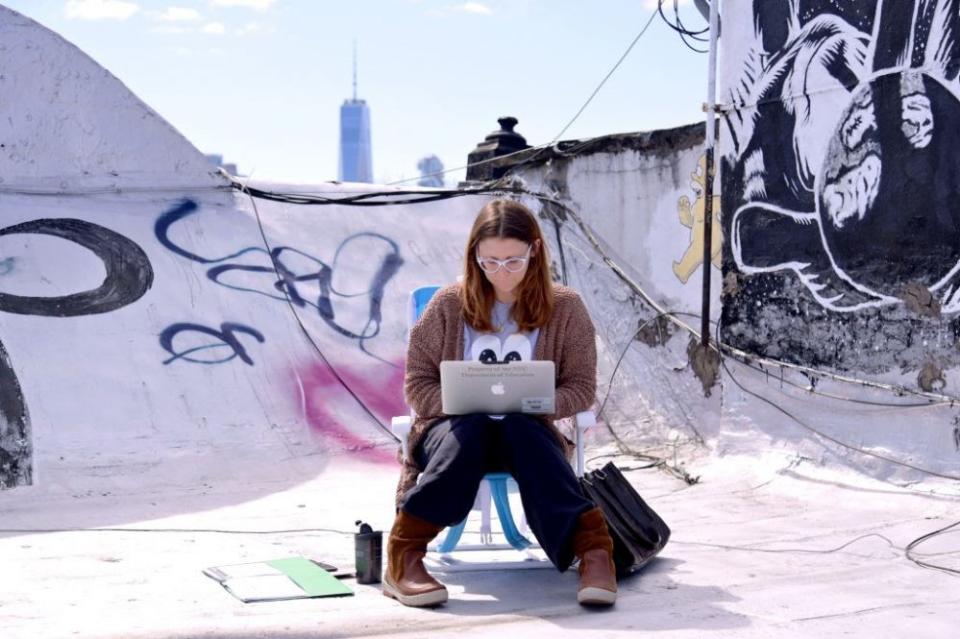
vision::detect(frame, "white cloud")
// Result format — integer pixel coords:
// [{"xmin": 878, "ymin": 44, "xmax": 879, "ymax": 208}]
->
[
  {"xmin": 235, "ymin": 21, "xmax": 265, "ymax": 36},
  {"xmin": 211, "ymin": 0, "xmax": 277, "ymax": 10},
  {"xmin": 203, "ymin": 22, "xmax": 227, "ymax": 34},
  {"xmin": 65, "ymin": 0, "xmax": 140, "ymax": 21},
  {"xmin": 454, "ymin": 2, "xmax": 492, "ymax": 15},
  {"xmin": 157, "ymin": 7, "xmax": 202, "ymax": 22}
]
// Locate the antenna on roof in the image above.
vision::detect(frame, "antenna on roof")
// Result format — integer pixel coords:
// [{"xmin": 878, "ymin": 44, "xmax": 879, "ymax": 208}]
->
[{"xmin": 352, "ymin": 38, "xmax": 357, "ymax": 101}]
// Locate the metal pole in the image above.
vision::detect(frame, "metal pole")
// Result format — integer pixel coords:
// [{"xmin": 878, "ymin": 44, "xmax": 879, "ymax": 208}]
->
[{"xmin": 700, "ymin": 0, "xmax": 720, "ymax": 347}]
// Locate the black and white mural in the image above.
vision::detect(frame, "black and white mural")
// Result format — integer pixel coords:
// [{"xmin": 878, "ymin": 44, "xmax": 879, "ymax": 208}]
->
[{"xmin": 721, "ymin": 0, "xmax": 960, "ymax": 374}]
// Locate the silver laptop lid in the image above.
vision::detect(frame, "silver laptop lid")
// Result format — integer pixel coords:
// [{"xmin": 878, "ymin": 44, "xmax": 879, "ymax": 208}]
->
[{"xmin": 440, "ymin": 360, "xmax": 556, "ymax": 415}]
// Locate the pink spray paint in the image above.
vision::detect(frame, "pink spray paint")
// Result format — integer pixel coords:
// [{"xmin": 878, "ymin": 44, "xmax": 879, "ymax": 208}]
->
[{"xmin": 295, "ymin": 359, "xmax": 407, "ymax": 465}]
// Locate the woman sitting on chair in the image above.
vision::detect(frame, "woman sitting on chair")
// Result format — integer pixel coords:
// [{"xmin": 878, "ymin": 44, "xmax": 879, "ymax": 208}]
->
[{"xmin": 384, "ymin": 199, "xmax": 617, "ymax": 607}]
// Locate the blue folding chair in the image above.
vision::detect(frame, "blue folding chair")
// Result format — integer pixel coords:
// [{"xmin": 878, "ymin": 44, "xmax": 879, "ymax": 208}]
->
[{"xmin": 391, "ymin": 285, "xmax": 596, "ymax": 571}]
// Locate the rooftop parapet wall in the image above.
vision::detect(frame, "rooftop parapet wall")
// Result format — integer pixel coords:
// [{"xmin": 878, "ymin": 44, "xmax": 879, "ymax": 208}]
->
[{"xmin": 0, "ymin": 5, "xmax": 224, "ymax": 192}]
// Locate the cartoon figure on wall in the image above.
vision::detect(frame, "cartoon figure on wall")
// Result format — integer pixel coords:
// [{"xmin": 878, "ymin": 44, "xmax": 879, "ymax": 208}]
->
[{"xmin": 674, "ymin": 154, "xmax": 722, "ymax": 284}]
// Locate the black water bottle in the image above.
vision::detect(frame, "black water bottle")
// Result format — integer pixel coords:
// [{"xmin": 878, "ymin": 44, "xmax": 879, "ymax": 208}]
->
[{"xmin": 354, "ymin": 520, "xmax": 383, "ymax": 584}]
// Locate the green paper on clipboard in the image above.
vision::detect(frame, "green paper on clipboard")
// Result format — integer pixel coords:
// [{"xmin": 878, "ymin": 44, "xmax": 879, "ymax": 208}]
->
[{"xmin": 203, "ymin": 557, "xmax": 353, "ymax": 602}]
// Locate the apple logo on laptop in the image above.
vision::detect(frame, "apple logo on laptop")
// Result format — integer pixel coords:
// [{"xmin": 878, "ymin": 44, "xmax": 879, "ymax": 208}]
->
[{"xmin": 490, "ymin": 382, "xmax": 506, "ymax": 395}]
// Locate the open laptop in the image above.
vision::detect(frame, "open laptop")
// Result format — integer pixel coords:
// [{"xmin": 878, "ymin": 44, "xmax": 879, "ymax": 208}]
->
[{"xmin": 440, "ymin": 360, "xmax": 556, "ymax": 415}]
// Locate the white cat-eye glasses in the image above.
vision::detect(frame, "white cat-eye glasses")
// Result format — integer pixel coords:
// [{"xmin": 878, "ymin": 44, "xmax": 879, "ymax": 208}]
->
[{"xmin": 476, "ymin": 245, "xmax": 532, "ymax": 274}]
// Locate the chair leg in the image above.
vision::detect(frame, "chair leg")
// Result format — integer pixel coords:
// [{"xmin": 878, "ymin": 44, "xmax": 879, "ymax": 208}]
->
[
  {"xmin": 478, "ymin": 478, "xmax": 492, "ymax": 544},
  {"xmin": 436, "ymin": 519, "xmax": 467, "ymax": 553},
  {"xmin": 432, "ymin": 474, "xmax": 537, "ymax": 554},
  {"xmin": 488, "ymin": 476, "xmax": 532, "ymax": 550}
]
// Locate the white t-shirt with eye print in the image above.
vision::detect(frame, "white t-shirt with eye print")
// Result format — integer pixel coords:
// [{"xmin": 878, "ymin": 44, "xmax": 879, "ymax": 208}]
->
[{"xmin": 463, "ymin": 301, "xmax": 540, "ymax": 418}]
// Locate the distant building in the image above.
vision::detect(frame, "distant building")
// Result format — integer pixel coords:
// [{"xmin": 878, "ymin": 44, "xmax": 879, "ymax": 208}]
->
[
  {"xmin": 338, "ymin": 44, "xmax": 372, "ymax": 183},
  {"xmin": 204, "ymin": 153, "xmax": 238, "ymax": 176},
  {"xmin": 417, "ymin": 155, "xmax": 444, "ymax": 187}
]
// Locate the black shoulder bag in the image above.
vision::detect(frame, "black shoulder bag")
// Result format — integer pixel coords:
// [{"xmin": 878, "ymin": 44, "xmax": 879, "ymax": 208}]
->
[{"xmin": 579, "ymin": 461, "xmax": 671, "ymax": 575}]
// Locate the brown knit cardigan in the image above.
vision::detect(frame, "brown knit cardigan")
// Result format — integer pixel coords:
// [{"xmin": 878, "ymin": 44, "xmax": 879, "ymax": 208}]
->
[{"xmin": 396, "ymin": 282, "xmax": 598, "ymax": 504}]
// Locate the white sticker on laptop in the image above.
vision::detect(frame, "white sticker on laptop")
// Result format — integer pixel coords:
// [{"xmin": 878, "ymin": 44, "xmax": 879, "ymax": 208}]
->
[{"xmin": 521, "ymin": 397, "xmax": 554, "ymax": 413}]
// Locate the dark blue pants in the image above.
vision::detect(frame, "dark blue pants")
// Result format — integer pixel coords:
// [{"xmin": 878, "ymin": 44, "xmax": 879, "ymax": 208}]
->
[{"xmin": 399, "ymin": 413, "xmax": 595, "ymax": 571}]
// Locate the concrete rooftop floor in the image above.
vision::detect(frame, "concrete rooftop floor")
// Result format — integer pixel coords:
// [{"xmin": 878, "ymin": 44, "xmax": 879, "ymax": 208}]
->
[{"xmin": 1, "ymin": 445, "xmax": 958, "ymax": 639}]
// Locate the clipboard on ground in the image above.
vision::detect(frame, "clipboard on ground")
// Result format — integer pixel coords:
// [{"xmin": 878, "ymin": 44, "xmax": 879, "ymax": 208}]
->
[{"xmin": 203, "ymin": 557, "xmax": 353, "ymax": 602}]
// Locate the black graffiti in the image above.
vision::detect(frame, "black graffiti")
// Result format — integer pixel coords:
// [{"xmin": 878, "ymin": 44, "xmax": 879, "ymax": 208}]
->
[
  {"xmin": 160, "ymin": 322, "xmax": 265, "ymax": 365},
  {"xmin": 0, "ymin": 218, "xmax": 154, "ymax": 317},
  {"xmin": 0, "ymin": 339, "xmax": 31, "ymax": 489},
  {"xmin": 154, "ymin": 199, "xmax": 257, "ymax": 264},
  {"xmin": 205, "ymin": 246, "xmax": 320, "ymax": 305},
  {"xmin": 155, "ymin": 200, "xmax": 404, "ymax": 362},
  {"xmin": 0, "ymin": 218, "xmax": 153, "ymax": 488},
  {"xmin": 329, "ymin": 233, "xmax": 404, "ymax": 353}
]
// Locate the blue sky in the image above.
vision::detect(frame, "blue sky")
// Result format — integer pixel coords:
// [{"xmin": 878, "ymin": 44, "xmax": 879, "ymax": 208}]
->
[{"xmin": 5, "ymin": 0, "xmax": 709, "ymax": 184}]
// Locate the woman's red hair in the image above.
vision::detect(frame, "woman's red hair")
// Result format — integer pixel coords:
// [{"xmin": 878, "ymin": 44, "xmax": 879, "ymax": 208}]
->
[{"xmin": 461, "ymin": 199, "xmax": 554, "ymax": 332}]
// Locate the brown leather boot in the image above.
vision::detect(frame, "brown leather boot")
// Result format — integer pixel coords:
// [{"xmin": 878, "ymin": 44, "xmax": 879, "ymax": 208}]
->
[
  {"xmin": 571, "ymin": 507, "xmax": 617, "ymax": 606},
  {"xmin": 382, "ymin": 510, "xmax": 448, "ymax": 607}
]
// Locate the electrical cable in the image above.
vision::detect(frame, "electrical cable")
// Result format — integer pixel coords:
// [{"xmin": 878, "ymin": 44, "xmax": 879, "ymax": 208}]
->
[
  {"xmin": 511, "ymin": 8, "xmax": 660, "ymax": 171},
  {"xmin": 671, "ymin": 532, "xmax": 902, "ymax": 555},
  {"xmin": 385, "ymin": 8, "xmax": 660, "ymax": 187},
  {"xmin": 594, "ymin": 301, "xmax": 937, "ymax": 457},
  {"xmin": 586, "ymin": 448, "xmax": 674, "ymax": 465},
  {"xmin": 657, "ymin": 0, "xmax": 709, "ymax": 54},
  {"xmin": 658, "ymin": 0, "xmax": 710, "ymax": 38},
  {"xmin": 588, "ymin": 308, "xmax": 702, "ymax": 484},
  {"xmin": 597, "ymin": 310, "xmax": 683, "ymax": 421},
  {"xmin": 384, "ymin": 143, "xmax": 556, "ymax": 188},
  {"xmin": 715, "ymin": 318, "xmax": 960, "ymax": 482},
  {"xmin": 905, "ymin": 519, "xmax": 960, "ymax": 576},
  {"xmin": 730, "ymin": 355, "xmax": 944, "ymax": 410},
  {"xmin": 672, "ymin": 1, "xmax": 709, "ymax": 40},
  {"xmin": 675, "ymin": 516, "xmax": 959, "ymax": 578},
  {"xmin": 678, "ymin": 29, "xmax": 709, "ymax": 54},
  {"xmin": 238, "ymin": 184, "xmax": 473, "ymax": 206},
  {"xmin": 229, "ymin": 178, "xmax": 520, "ymax": 206}
]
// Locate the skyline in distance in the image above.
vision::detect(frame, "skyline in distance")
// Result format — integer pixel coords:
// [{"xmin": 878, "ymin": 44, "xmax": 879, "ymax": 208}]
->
[
  {"xmin": 3, "ymin": 1, "xmax": 708, "ymax": 185},
  {"xmin": 339, "ymin": 41, "xmax": 373, "ymax": 183}
]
